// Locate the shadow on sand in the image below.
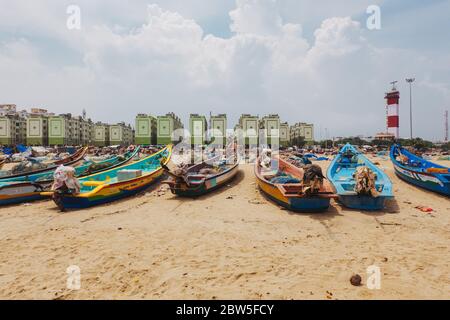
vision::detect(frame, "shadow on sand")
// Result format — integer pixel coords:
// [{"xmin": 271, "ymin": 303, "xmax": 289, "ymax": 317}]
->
[{"xmin": 330, "ymin": 197, "xmax": 401, "ymax": 218}]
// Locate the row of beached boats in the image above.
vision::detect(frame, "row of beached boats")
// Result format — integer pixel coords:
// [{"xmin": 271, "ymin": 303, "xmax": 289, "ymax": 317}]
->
[
  {"xmin": 0, "ymin": 146, "xmax": 144, "ymax": 206},
  {"xmin": 0, "ymin": 143, "xmax": 448, "ymax": 212},
  {"xmin": 254, "ymin": 144, "xmax": 448, "ymax": 212}
]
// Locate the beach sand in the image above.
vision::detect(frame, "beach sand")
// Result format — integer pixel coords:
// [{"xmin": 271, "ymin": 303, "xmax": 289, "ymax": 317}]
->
[{"xmin": 0, "ymin": 158, "xmax": 448, "ymax": 300}]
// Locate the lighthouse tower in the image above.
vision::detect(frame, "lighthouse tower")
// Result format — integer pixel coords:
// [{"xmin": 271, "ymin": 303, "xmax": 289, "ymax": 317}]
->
[{"xmin": 385, "ymin": 81, "xmax": 400, "ymax": 139}]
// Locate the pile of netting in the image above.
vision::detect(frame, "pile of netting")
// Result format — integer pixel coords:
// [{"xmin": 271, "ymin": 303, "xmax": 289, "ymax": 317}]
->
[
  {"xmin": 353, "ymin": 166, "xmax": 379, "ymax": 197},
  {"xmin": 286, "ymin": 155, "xmax": 312, "ymax": 168},
  {"xmin": 11, "ymin": 160, "xmax": 50, "ymax": 174},
  {"xmin": 270, "ymin": 173, "xmax": 301, "ymax": 184},
  {"xmin": 302, "ymin": 164, "xmax": 325, "ymax": 194}
]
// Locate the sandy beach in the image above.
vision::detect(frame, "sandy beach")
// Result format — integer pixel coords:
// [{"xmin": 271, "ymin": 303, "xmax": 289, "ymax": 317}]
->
[{"xmin": 0, "ymin": 158, "xmax": 448, "ymax": 300}]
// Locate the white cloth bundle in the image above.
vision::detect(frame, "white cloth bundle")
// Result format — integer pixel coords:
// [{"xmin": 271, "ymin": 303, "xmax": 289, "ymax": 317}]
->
[{"xmin": 52, "ymin": 165, "xmax": 81, "ymax": 193}]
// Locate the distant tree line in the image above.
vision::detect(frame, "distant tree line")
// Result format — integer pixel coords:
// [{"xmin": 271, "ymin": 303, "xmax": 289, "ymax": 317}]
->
[{"xmin": 289, "ymin": 137, "xmax": 449, "ymax": 152}]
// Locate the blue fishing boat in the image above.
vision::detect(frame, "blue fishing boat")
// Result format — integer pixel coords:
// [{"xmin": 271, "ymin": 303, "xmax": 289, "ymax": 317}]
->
[
  {"xmin": 390, "ymin": 144, "xmax": 450, "ymax": 196},
  {"xmin": 327, "ymin": 144, "xmax": 394, "ymax": 210}
]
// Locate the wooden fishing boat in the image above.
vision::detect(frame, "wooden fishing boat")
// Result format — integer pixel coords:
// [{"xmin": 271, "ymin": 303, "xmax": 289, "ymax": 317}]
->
[
  {"xmin": 0, "ymin": 147, "xmax": 88, "ymax": 181},
  {"xmin": 0, "ymin": 147, "xmax": 141, "ymax": 206},
  {"xmin": 53, "ymin": 147, "xmax": 87, "ymax": 165},
  {"xmin": 327, "ymin": 144, "xmax": 394, "ymax": 210},
  {"xmin": 390, "ymin": 144, "xmax": 450, "ymax": 196},
  {"xmin": 255, "ymin": 154, "xmax": 336, "ymax": 212},
  {"xmin": 42, "ymin": 145, "xmax": 172, "ymax": 210},
  {"xmin": 162, "ymin": 155, "xmax": 239, "ymax": 197},
  {"xmin": 0, "ymin": 147, "xmax": 140, "ymax": 184}
]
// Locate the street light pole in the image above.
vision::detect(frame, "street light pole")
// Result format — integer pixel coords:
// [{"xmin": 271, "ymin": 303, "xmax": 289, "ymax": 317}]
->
[{"xmin": 406, "ymin": 78, "xmax": 415, "ymax": 139}]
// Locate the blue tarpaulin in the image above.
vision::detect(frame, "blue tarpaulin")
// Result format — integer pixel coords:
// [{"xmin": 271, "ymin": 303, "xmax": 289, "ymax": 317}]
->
[
  {"xmin": 16, "ymin": 144, "xmax": 28, "ymax": 153},
  {"xmin": 1, "ymin": 147, "xmax": 13, "ymax": 155}
]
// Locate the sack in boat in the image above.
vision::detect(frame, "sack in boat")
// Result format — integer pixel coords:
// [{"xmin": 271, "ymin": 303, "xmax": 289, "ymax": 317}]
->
[
  {"xmin": 353, "ymin": 166, "xmax": 378, "ymax": 197},
  {"xmin": 260, "ymin": 149, "xmax": 272, "ymax": 169},
  {"xmin": 302, "ymin": 164, "xmax": 324, "ymax": 194},
  {"xmin": 397, "ymin": 155, "xmax": 409, "ymax": 164},
  {"xmin": 172, "ymin": 163, "xmax": 190, "ymax": 176},
  {"xmin": 52, "ymin": 165, "xmax": 81, "ymax": 193}
]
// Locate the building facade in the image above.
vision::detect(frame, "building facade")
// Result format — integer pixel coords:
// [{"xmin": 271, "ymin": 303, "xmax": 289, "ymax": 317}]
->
[
  {"xmin": 260, "ymin": 114, "xmax": 280, "ymax": 146},
  {"xmin": 290, "ymin": 122, "xmax": 315, "ymax": 145},
  {"xmin": 135, "ymin": 114, "xmax": 157, "ymax": 145},
  {"xmin": 93, "ymin": 123, "xmax": 110, "ymax": 147},
  {"xmin": 0, "ymin": 104, "xmax": 18, "ymax": 116},
  {"xmin": 79, "ymin": 117, "xmax": 94, "ymax": 145},
  {"xmin": 48, "ymin": 115, "xmax": 68, "ymax": 146},
  {"xmin": 374, "ymin": 132, "xmax": 396, "ymax": 141},
  {"xmin": 209, "ymin": 114, "xmax": 227, "ymax": 146},
  {"xmin": 157, "ymin": 113, "xmax": 183, "ymax": 145},
  {"xmin": 238, "ymin": 114, "xmax": 259, "ymax": 146},
  {"xmin": 26, "ymin": 112, "xmax": 49, "ymax": 146},
  {"xmin": 189, "ymin": 114, "xmax": 207, "ymax": 146},
  {"xmin": 48, "ymin": 114, "xmax": 94, "ymax": 146},
  {"xmin": 0, "ymin": 114, "xmax": 27, "ymax": 145},
  {"xmin": 110, "ymin": 122, "xmax": 133, "ymax": 146},
  {"xmin": 280, "ymin": 122, "xmax": 290, "ymax": 147}
]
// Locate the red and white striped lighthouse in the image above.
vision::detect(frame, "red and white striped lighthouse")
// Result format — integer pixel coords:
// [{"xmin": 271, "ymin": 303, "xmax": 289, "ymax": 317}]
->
[{"xmin": 385, "ymin": 82, "xmax": 400, "ymax": 139}]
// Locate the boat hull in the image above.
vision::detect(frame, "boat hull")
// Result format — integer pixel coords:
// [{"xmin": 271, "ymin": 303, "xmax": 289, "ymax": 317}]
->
[
  {"xmin": 257, "ymin": 177, "xmax": 331, "ymax": 213},
  {"xmin": 393, "ymin": 164, "xmax": 450, "ymax": 196},
  {"xmin": 0, "ymin": 147, "xmax": 88, "ymax": 181},
  {"xmin": 50, "ymin": 146, "xmax": 172, "ymax": 210},
  {"xmin": 0, "ymin": 193, "xmax": 45, "ymax": 206},
  {"xmin": 55, "ymin": 171, "xmax": 164, "ymax": 209},
  {"xmin": 327, "ymin": 144, "xmax": 394, "ymax": 211},
  {"xmin": 168, "ymin": 164, "xmax": 239, "ymax": 197},
  {"xmin": 0, "ymin": 182, "xmax": 50, "ymax": 206},
  {"xmin": 337, "ymin": 194, "xmax": 391, "ymax": 211},
  {"xmin": 0, "ymin": 148, "xmax": 141, "ymax": 206},
  {"xmin": 390, "ymin": 144, "xmax": 450, "ymax": 197}
]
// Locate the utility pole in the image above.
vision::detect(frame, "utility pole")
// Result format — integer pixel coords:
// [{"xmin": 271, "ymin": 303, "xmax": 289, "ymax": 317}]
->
[
  {"xmin": 406, "ymin": 78, "xmax": 415, "ymax": 139},
  {"xmin": 445, "ymin": 110, "xmax": 449, "ymax": 143}
]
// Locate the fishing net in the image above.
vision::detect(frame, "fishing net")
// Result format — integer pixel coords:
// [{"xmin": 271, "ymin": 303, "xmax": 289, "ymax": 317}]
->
[
  {"xmin": 11, "ymin": 161, "xmax": 49, "ymax": 174},
  {"xmin": 86, "ymin": 162, "xmax": 115, "ymax": 174},
  {"xmin": 270, "ymin": 175, "xmax": 300, "ymax": 184}
]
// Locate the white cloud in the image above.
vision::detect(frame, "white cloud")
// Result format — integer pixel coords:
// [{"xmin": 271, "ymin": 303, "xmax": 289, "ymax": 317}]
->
[
  {"xmin": 230, "ymin": 0, "xmax": 283, "ymax": 35},
  {"xmin": 0, "ymin": 0, "xmax": 448, "ymax": 140}
]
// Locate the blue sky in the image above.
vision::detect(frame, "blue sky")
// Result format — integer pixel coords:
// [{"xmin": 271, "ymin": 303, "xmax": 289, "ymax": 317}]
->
[{"xmin": 0, "ymin": 0, "xmax": 449, "ymax": 140}]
